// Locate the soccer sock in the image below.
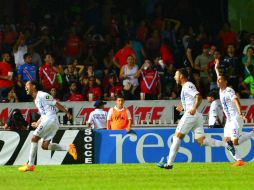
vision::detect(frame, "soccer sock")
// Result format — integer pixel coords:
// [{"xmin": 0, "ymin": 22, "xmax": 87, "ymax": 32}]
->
[
  {"xmin": 48, "ymin": 143, "xmax": 68, "ymax": 151},
  {"xmin": 238, "ymin": 131, "xmax": 254, "ymax": 144},
  {"xmin": 232, "ymin": 146, "xmax": 242, "ymax": 161},
  {"xmin": 202, "ymin": 137, "xmax": 226, "ymax": 147},
  {"xmin": 28, "ymin": 142, "xmax": 38, "ymax": 166},
  {"xmin": 167, "ymin": 136, "xmax": 181, "ymax": 166}
]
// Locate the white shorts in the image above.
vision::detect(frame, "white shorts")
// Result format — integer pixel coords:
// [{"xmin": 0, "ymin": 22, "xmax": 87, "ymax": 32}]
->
[
  {"xmin": 33, "ymin": 117, "xmax": 59, "ymax": 141},
  {"xmin": 176, "ymin": 112, "xmax": 205, "ymax": 139},
  {"xmin": 224, "ymin": 115, "xmax": 243, "ymax": 139}
]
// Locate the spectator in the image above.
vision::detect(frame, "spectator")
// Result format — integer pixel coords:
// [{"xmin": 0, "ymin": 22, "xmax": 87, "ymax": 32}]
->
[
  {"xmin": 112, "ymin": 39, "xmax": 135, "ymax": 69},
  {"xmin": 49, "ymin": 87, "xmax": 60, "ymax": 101},
  {"xmin": 135, "ymin": 59, "xmax": 161, "ymax": 100},
  {"xmin": 241, "ymin": 65, "xmax": 254, "ymax": 98},
  {"xmin": 131, "ymin": 38, "xmax": 147, "ymax": 68},
  {"xmin": 86, "ymin": 76, "xmax": 102, "ymax": 101},
  {"xmin": 17, "ymin": 53, "xmax": 37, "ymax": 86},
  {"xmin": 194, "ymin": 44, "xmax": 213, "ymax": 97},
  {"xmin": 87, "ymin": 100, "xmax": 107, "ymax": 130},
  {"xmin": 242, "ymin": 33, "xmax": 254, "ymax": 56},
  {"xmin": 221, "ymin": 44, "xmax": 242, "ymax": 91},
  {"xmin": 218, "ymin": 21, "xmax": 237, "ymax": 54},
  {"xmin": 119, "ymin": 55, "xmax": 139, "ymax": 100},
  {"xmin": 242, "ymin": 46, "xmax": 254, "ymax": 78},
  {"xmin": 13, "ymin": 32, "xmax": 45, "ymax": 69},
  {"xmin": 63, "ymin": 62, "xmax": 81, "ymax": 86},
  {"xmin": 7, "ymin": 87, "xmax": 19, "ymax": 103},
  {"xmin": 104, "ymin": 73, "xmax": 123, "ymax": 101},
  {"xmin": 206, "ymin": 91, "xmax": 224, "ymax": 128},
  {"xmin": 107, "ymin": 93, "xmax": 132, "ymax": 132},
  {"xmin": 62, "ymin": 82, "xmax": 84, "ymax": 101},
  {"xmin": 0, "ymin": 52, "xmax": 14, "ymax": 100},
  {"xmin": 39, "ymin": 54, "xmax": 59, "ymax": 92},
  {"xmin": 64, "ymin": 29, "xmax": 82, "ymax": 65}
]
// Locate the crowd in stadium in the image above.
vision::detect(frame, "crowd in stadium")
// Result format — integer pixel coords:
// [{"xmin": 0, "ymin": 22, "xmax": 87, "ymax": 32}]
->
[{"xmin": 0, "ymin": 0, "xmax": 254, "ymax": 103}]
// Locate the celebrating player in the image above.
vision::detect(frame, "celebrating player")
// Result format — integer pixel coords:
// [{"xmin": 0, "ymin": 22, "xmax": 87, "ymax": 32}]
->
[
  {"xmin": 157, "ymin": 68, "xmax": 235, "ymax": 169},
  {"xmin": 215, "ymin": 59, "xmax": 254, "ymax": 166},
  {"xmin": 18, "ymin": 81, "xmax": 77, "ymax": 172}
]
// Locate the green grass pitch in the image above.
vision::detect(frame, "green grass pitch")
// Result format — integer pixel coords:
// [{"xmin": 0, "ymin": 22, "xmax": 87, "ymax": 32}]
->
[{"xmin": 1, "ymin": 163, "xmax": 254, "ymax": 190}]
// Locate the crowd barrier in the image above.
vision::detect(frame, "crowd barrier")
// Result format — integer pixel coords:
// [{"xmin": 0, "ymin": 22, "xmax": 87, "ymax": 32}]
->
[
  {"xmin": 1, "ymin": 127, "xmax": 254, "ymax": 165},
  {"xmin": 1, "ymin": 100, "xmax": 254, "ymax": 125}
]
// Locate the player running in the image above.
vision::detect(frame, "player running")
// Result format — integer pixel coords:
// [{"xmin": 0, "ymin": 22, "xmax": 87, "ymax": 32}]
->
[
  {"xmin": 18, "ymin": 81, "xmax": 77, "ymax": 172},
  {"xmin": 157, "ymin": 68, "xmax": 235, "ymax": 169},
  {"xmin": 215, "ymin": 60, "xmax": 254, "ymax": 166}
]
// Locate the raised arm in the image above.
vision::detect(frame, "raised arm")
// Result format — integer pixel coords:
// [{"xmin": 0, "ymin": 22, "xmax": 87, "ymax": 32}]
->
[{"xmin": 214, "ymin": 58, "xmax": 220, "ymax": 77}]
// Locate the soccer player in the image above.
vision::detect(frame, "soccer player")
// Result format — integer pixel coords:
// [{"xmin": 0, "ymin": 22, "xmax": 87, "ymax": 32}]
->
[
  {"xmin": 18, "ymin": 81, "xmax": 77, "ymax": 172},
  {"xmin": 215, "ymin": 60, "xmax": 254, "ymax": 166},
  {"xmin": 157, "ymin": 68, "xmax": 234, "ymax": 169}
]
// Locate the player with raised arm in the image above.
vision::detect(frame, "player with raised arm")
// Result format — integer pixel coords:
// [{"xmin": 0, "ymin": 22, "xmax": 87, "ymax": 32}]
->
[
  {"xmin": 214, "ymin": 59, "xmax": 254, "ymax": 166},
  {"xmin": 157, "ymin": 68, "xmax": 235, "ymax": 169},
  {"xmin": 18, "ymin": 81, "xmax": 77, "ymax": 172}
]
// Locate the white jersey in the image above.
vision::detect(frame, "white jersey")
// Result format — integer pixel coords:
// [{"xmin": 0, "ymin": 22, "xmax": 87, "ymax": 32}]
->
[
  {"xmin": 87, "ymin": 109, "xmax": 107, "ymax": 129},
  {"xmin": 208, "ymin": 99, "xmax": 224, "ymax": 125},
  {"xmin": 180, "ymin": 81, "xmax": 199, "ymax": 112},
  {"xmin": 34, "ymin": 91, "xmax": 57, "ymax": 119},
  {"xmin": 219, "ymin": 87, "xmax": 239, "ymax": 120}
]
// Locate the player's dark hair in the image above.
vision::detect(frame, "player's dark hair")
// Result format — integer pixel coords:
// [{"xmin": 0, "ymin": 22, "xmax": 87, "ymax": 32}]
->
[
  {"xmin": 177, "ymin": 68, "xmax": 189, "ymax": 79},
  {"xmin": 219, "ymin": 74, "xmax": 229, "ymax": 82},
  {"xmin": 30, "ymin": 81, "xmax": 40, "ymax": 90}
]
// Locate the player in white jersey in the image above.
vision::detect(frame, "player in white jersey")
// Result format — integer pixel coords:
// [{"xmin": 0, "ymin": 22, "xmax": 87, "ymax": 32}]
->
[
  {"xmin": 87, "ymin": 100, "xmax": 107, "ymax": 129},
  {"xmin": 207, "ymin": 91, "xmax": 224, "ymax": 128},
  {"xmin": 158, "ymin": 68, "xmax": 234, "ymax": 169},
  {"xmin": 18, "ymin": 81, "xmax": 77, "ymax": 172},
  {"xmin": 215, "ymin": 60, "xmax": 254, "ymax": 166}
]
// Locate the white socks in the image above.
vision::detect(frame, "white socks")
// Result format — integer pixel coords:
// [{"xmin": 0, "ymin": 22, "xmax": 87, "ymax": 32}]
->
[
  {"xmin": 238, "ymin": 131, "xmax": 254, "ymax": 144},
  {"xmin": 202, "ymin": 137, "xmax": 226, "ymax": 147},
  {"xmin": 167, "ymin": 136, "xmax": 181, "ymax": 166},
  {"xmin": 48, "ymin": 143, "xmax": 68, "ymax": 151},
  {"xmin": 28, "ymin": 142, "xmax": 38, "ymax": 166}
]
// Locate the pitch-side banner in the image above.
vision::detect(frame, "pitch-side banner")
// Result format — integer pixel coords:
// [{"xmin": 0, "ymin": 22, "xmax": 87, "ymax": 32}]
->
[
  {"xmin": 94, "ymin": 128, "xmax": 254, "ymax": 163},
  {"xmin": 1, "ymin": 100, "xmax": 254, "ymax": 124},
  {"xmin": 0, "ymin": 129, "xmax": 94, "ymax": 165}
]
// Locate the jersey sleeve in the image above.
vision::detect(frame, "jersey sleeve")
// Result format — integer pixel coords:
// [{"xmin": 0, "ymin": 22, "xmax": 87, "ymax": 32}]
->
[
  {"xmin": 187, "ymin": 82, "xmax": 199, "ymax": 97},
  {"xmin": 227, "ymin": 88, "xmax": 238, "ymax": 101}
]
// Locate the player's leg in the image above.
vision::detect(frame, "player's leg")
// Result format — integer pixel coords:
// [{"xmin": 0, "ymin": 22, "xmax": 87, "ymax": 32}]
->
[
  {"xmin": 158, "ymin": 113, "xmax": 193, "ymax": 169},
  {"xmin": 228, "ymin": 119, "xmax": 245, "ymax": 166},
  {"xmin": 236, "ymin": 117, "xmax": 254, "ymax": 145},
  {"xmin": 194, "ymin": 113, "xmax": 226, "ymax": 147},
  {"xmin": 42, "ymin": 118, "xmax": 77, "ymax": 160},
  {"xmin": 18, "ymin": 135, "xmax": 40, "ymax": 172}
]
